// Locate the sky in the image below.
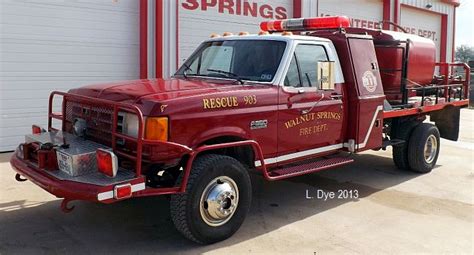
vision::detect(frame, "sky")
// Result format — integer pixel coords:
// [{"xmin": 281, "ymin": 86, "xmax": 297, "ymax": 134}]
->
[{"xmin": 456, "ymin": 0, "xmax": 474, "ymax": 47}]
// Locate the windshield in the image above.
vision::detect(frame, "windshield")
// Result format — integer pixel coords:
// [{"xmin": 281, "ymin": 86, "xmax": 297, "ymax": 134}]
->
[{"xmin": 175, "ymin": 40, "xmax": 287, "ymax": 82}]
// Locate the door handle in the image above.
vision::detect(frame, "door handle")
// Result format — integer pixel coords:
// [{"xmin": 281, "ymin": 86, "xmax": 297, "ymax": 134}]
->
[
  {"xmin": 301, "ymin": 93, "xmax": 325, "ymax": 115},
  {"xmin": 330, "ymin": 94, "xmax": 343, "ymax": 100}
]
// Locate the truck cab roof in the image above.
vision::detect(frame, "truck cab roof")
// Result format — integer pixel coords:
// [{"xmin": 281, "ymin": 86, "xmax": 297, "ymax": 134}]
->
[{"xmin": 205, "ymin": 33, "xmax": 333, "ymax": 44}]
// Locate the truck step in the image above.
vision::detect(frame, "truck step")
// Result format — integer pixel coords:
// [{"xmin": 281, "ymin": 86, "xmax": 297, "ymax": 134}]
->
[
  {"xmin": 268, "ymin": 157, "xmax": 354, "ymax": 180},
  {"xmin": 382, "ymin": 139, "xmax": 405, "ymax": 148}
]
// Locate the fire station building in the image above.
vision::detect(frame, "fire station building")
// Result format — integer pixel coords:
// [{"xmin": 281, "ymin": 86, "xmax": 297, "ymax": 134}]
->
[{"xmin": 0, "ymin": 0, "xmax": 461, "ymax": 151}]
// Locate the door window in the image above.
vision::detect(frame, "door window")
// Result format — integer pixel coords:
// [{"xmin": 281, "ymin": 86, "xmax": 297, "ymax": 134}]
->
[
  {"xmin": 284, "ymin": 44, "xmax": 329, "ymax": 88},
  {"xmin": 284, "ymin": 54, "xmax": 301, "ymax": 87}
]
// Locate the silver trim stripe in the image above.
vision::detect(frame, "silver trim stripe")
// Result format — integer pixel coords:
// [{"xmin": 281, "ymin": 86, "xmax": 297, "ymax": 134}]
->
[{"xmin": 97, "ymin": 182, "xmax": 146, "ymax": 201}]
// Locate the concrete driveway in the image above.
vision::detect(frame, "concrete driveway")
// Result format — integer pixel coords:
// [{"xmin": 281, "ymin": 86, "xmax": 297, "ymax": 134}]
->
[{"xmin": 1, "ymin": 110, "xmax": 473, "ymax": 254}]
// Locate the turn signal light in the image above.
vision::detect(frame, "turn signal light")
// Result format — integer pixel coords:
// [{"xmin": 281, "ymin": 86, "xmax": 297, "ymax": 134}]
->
[
  {"xmin": 145, "ymin": 117, "xmax": 168, "ymax": 141},
  {"xmin": 96, "ymin": 149, "xmax": 118, "ymax": 177},
  {"xmin": 114, "ymin": 184, "xmax": 132, "ymax": 199}
]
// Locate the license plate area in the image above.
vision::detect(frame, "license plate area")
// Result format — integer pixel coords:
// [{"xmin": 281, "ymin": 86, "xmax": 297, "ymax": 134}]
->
[{"xmin": 57, "ymin": 151, "xmax": 74, "ymax": 174}]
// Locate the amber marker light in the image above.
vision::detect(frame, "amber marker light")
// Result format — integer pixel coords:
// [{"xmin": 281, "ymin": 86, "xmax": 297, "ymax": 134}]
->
[{"xmin": 145, "ymin": 117, "xmax": 169, "ymax": 141}]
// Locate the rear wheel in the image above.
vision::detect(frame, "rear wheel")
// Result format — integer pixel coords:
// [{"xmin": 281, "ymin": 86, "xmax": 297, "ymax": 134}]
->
[
  {"xmin": 392, "ymin": 123, "xmax": 416, "ymax": 170},
  {"xmin": 393, "ymin": 143, "xmax": 410, "ymax": 170},
  {"xmin": 170, "ymin": 154, "xmax": 251, "ymax": 244},
  {"xmin": 407, "ymin": 123, "xmax": 441, "ymax": 173}
]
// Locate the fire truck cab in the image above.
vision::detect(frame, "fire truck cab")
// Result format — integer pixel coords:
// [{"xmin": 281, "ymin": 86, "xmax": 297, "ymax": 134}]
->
[{"xmin": 10, "ymin": 16, "xmax": 470, "ymax": 244}]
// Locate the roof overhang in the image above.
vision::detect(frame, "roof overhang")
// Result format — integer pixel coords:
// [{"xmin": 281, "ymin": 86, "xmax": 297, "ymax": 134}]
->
[{"xmin": 441, "ymin": 0, "xmax": 460, "ymax": 7}]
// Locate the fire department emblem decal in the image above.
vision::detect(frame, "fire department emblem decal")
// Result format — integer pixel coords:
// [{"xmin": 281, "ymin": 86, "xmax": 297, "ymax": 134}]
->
[{"xmin": 362, "ymin": 71, "xmax": 378, "ymax": 93}]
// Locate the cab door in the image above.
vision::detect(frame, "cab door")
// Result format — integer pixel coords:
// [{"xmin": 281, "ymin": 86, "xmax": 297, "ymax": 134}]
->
[{"xmin": 277, "ymin": 43, "xmax": 344, "ymax": 162}]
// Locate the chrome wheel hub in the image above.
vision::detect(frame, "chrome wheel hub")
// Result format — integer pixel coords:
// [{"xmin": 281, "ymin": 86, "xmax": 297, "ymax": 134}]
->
[
  {"xmin": 200, "ymin": 176, "xmax": 239, "ymax": 227},
  {"xmin": 424, "ymin": 134, "xmax": 438, "ymax": 164}
]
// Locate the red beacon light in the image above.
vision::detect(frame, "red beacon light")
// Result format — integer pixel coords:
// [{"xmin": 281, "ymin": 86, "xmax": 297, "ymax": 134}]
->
[{"xmin": 260, "ymin": 16, "xmax": 350, "ymax": 32}]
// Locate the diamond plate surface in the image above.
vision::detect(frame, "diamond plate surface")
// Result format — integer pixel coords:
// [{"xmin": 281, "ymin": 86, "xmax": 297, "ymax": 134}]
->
[
  {"xmin": 26, "ymin": 131, "xmax": 110, "ymax": 177},
  {"xmin": 270, "ymin": 157, "xmax": 354, "ymax": 177},
  {"xmin": 47, "ymin": 167, "xmax": 136, "ymax": 186}
]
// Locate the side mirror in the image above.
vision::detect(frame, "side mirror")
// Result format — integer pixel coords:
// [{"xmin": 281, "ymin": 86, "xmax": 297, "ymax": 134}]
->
[{"xmin": 317, "ymin": 61, "xmax": 335, "ymax": 90}]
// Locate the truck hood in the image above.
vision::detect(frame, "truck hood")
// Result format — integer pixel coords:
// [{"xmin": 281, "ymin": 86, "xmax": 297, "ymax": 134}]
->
[
  {"xmin": 68, "ymin": 78, "xmax": 273, "ymax": 116},
  {"xmin": 68, "ymin": 78, "xmax": 239, "ymax": 103}
]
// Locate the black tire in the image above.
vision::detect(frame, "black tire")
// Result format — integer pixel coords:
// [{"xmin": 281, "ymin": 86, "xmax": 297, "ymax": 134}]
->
[
  {"xmin": 393, "ymin": 143, "xmax": 410, "ymax": 170},
  {"xmin": 407, "ymin": 123, "xmax": 441, "ymax": 173},
  {"xmin": 392, "ymin": 122, "xmax": 417, "ymax": 170},
  {"xmin": 170, "ymin": 154, "xmax": 252, "ymax": 244}
]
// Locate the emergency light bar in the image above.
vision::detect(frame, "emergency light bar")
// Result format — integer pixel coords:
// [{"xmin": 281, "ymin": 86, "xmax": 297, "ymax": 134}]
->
[{"xmin": 260, "ymin": 16, "xmax": 350, "ymax": 32}]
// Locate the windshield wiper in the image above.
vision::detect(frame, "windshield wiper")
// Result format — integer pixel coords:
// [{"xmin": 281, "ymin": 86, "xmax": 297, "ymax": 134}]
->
[{"xmin": 207, "ymin": 68, "xmax": 245, "ymax": 85}]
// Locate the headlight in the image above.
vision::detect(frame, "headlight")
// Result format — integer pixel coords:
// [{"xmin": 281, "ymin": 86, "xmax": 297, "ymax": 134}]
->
[
  {"xmin": 118, "ymin": 112, "xmax": 139, "ymax": 138},
  {"xmin": 145, "ymin": 117, "xmax": 168, "ymax": 141}
]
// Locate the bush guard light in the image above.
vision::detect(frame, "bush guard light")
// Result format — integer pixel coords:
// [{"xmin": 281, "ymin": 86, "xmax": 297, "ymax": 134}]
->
[{"xmin": 96, "ymin": 149, "xmax": 118, "ymax": 178}]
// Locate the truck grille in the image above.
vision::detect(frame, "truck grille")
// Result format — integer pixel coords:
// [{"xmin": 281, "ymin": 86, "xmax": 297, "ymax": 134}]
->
[{"xmin": 64, "ymin": 100, "xmax": 115, "ymax": 146}]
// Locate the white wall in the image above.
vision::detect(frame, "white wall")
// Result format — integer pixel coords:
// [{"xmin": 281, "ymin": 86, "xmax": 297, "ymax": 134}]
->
[
  {"xmin": 0, "ymin": 0, "xmax": 140, "ymax": 151},
  {"xmin": 315, "ymin": 0, "xmax": 384, "ymax": 29},
  {"xmin": 400, "ymin": 5, "xmax": 442, "ymax": 61},
  {"xmin": 399, "ymin": 0, "xmax": 455, "ymax": 62}
]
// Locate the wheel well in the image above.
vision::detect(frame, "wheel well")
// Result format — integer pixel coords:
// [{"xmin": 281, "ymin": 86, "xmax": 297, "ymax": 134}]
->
[
  {"xmin": 199, "ymin": 136, "xmax": 255, "ymax": 169},
  {"xmin": 388, "ymin": 115, "xmax": 425, "ymax": 140}
]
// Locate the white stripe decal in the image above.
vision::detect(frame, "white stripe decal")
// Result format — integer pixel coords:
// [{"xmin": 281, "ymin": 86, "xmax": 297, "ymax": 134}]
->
[
  {"xmin": 255, "ymin": 143, "xmax": 344, "ymax": 167},
  {"xmin": 97, "ymin": 191, "xmax": 113, "ymax": 201},
  {"xmin": 357, "ymin": 105, "xmax": 383, "ymax": 149},
  {"xmin": 97, "ymin": 182, "xmax": 146, "ymax": 201}
]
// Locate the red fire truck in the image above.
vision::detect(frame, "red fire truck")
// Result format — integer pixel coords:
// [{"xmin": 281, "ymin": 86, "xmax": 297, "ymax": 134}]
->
[{"xmin": 10, "ymin": 16, "xmax": 470, "ymax": 244}]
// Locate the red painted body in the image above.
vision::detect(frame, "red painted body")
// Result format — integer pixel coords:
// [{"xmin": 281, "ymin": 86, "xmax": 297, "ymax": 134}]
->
[{"xmin": 9, "ymin": 27, "xmax": 470, "ymax": 206}]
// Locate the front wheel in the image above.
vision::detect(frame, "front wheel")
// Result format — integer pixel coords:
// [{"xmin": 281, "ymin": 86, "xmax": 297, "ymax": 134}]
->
[
  {"xmin": 407, "ymin": 123, "xmax": 441, "ymax": 173},
  {"xmin": 170, "ymin": 154, "xmax": 251, "ymax": 244}
]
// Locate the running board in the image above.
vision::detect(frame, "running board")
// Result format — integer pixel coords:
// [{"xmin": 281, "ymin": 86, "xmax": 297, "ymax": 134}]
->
[{"xmin": 266, "ymin": 157, "xmax": 354, "ymax": 180}]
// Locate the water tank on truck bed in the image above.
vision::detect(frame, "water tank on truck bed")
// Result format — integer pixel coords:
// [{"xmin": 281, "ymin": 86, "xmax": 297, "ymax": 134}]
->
[{"xmin": 346, "ymin": 28, "xmax": 437, "ymax": 102}]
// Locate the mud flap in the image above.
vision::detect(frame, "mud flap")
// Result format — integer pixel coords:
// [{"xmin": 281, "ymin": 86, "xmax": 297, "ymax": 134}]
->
[{"xmin": 430, "ymin": 106, "xmax": 460, "ymax": 141}]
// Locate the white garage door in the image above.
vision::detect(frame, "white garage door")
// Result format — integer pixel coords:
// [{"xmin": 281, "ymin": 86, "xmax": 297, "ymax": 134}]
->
[
  {"xmin": 400, "ymin": 6, "xmax": 442, "ymax": 62},
  {"xmin": 0, "ymin": 0, "xmax": 140, "ymax": 152},
  {"xmin": 177, "ymin": 0, "xmax": 293, "ymax": 66},
  {"xmin": 318, "ymin": 0, "xmax": 383, "ymax": 29}
]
